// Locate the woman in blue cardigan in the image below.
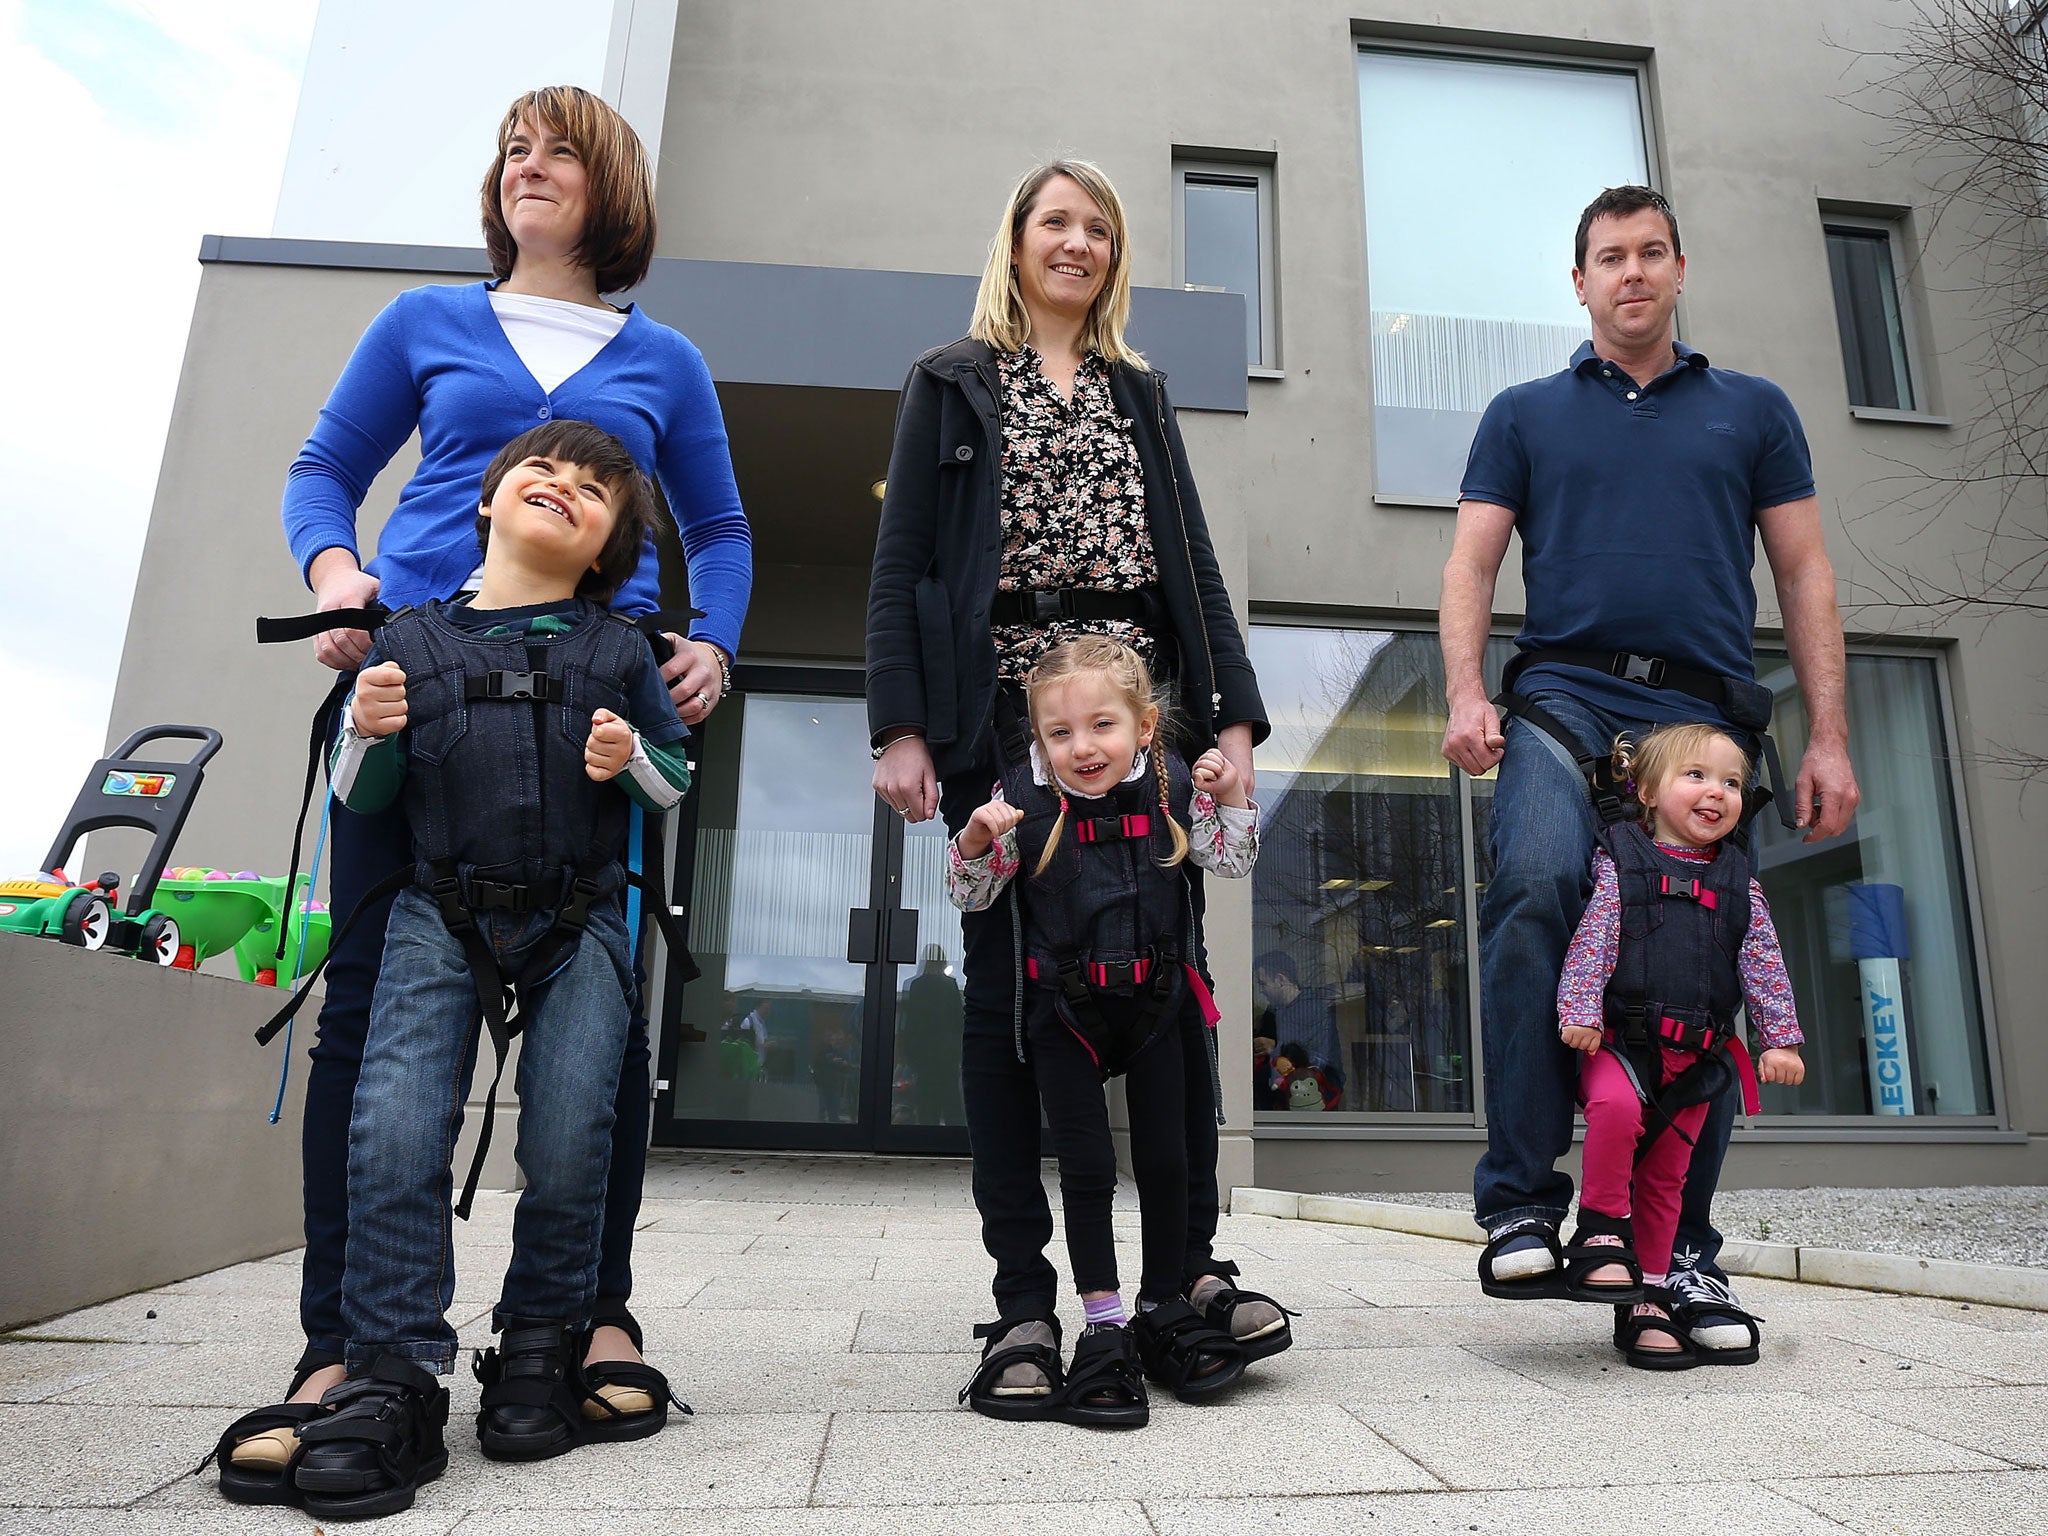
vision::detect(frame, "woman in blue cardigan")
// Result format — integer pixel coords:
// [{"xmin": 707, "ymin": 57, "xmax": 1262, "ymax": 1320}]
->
[{"xmin": 219, "ymin": 85, "xmax": 751, "ymax": 1503}]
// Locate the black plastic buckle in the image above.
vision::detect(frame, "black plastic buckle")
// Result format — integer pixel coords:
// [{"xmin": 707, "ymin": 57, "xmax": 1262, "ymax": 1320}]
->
[
  {"xmin": 469, "ymin": 878, "xmax": 531, "ymax": 912},
  {"xmin": 429, "ymin": 872, "xmax": 473, "ymax": 931},
  {"xmin": 557, "ymin": 875, "xmax": 601, "ymax": 931},
  {"xmin": 1659, "ymin": 874, "xmax": 1703, "ymax": 901},
  {"xmin": 1614, "ymin": 653, "xmax": 1667, "ymax": 688},
  {"xmin": 1028, "ymin": 589, "xmax": 1070, "ymax": 624}
]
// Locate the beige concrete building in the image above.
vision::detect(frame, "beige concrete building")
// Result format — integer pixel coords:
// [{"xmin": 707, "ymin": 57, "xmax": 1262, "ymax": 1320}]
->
[{"xmin": 111, "ymin": 1, "xmax": 2047, "ymax": 1203}]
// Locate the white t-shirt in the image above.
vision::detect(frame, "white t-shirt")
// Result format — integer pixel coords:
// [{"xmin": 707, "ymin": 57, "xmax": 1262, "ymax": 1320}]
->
[
  {"xmin": 465, "ymin": 291, "xmax": 633, "ymax": 588},
  {"xmin": 488, "ymin": 289, "xmax": 628, "ymax": 394}
]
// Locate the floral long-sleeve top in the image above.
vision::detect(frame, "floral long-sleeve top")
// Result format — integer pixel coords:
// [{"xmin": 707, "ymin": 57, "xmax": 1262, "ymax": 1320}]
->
[
  {"xmin": 1557, "ymin": 842, "xmax": 1802, "ymax": 1049},
  {"xmin": 945, "ymin": 749, "xmax": 1258, "ymax": 912}
]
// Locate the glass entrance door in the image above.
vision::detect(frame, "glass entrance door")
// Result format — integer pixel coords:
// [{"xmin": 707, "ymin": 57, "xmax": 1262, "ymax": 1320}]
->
[{"xmin": 652, "ymin": 668, "xmax": 969, "ymax": 1153}]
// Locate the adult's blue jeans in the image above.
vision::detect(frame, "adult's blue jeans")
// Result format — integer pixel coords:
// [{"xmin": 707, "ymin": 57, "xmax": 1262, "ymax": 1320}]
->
[
  {"xmin": 340, "ymin": 887, "xmax": 635, "ymax": 1368},
  {"xmin": 301, "ymin": 788, "xmax": 653, "ymax": 1356},
  {"xmin": 1471, "ymin": 689, "xmax": 1740, "ymax": 1281}
]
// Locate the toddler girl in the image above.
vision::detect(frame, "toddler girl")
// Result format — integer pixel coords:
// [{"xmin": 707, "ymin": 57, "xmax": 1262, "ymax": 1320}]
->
[
  {"xmin": 1557, "ymin": 722, "xmax": 1804, "ymax": 1370},
  {"xmin": 947, "ymin": 636, "xmax": 1262, "ymax": 1426}
]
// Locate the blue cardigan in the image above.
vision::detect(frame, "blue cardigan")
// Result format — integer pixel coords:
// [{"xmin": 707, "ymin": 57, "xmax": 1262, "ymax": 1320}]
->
[{"xmin": 281, "ymin": 281, "xmax": 753, "ymax": 657}]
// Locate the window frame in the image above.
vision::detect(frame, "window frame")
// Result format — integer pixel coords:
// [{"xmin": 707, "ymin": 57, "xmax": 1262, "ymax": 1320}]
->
[
  {"xmin": 1243, "ymin": 611, "xmax": 2007, "ymax": 1141},
  {"xmin": 1820, "ymin": 211, "xmax": 1938, "ymax": 423},
  {"xmin": 1172, "ymin": 153, "xmax": 1281, "ymax": 376}
]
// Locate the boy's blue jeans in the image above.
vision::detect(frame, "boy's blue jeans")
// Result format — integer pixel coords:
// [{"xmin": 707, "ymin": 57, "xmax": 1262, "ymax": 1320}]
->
[
  {"xmin": 1471, "ymin": 689, "xmax": 1739, "ymax": 1282},
  {"xmin": 340, "ymin": 885, "xmax": 635, "ymax": 1369}
]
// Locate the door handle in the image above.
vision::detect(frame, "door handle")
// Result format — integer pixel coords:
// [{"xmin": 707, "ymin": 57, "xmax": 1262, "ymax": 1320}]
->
[{"xmin": 847, "ymin": 906, "xmax": 919, "ymax": 966}]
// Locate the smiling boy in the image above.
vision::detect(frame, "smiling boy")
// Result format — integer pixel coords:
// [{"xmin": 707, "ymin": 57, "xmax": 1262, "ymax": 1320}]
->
[{"xmin": 281, "ymin": 421, "xmax": 690, "ymax": 1520}]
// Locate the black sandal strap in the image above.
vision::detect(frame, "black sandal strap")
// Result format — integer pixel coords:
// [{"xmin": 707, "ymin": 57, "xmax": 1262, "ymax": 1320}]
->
[
  {"xmin": 1134, "ymin": 1300, "xmax": 1242, "ymax": 1392},
  {"xmin": 1478, "ymin": 1221, "xmax": 1565, "ymax": 1284},
  {"xmin": 1063, "ymin": 1329, "xmax": 1144, "ymax": 1407},
  {"xmin": 959, "ymin": 1315, "xmax": 1065, "ymax": 1405},
  {"xmin": 581, "ymin": 1357, "xmax": 687, "ymax": 1418}
]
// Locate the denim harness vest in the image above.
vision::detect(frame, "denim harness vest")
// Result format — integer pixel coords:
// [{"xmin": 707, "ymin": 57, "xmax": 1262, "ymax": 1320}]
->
[
  {"xmin": 1598, "ymin": 819, "xmax": 1761, "ymax": 1155},
  {"xmin": 373, "ymin": 600, "xmax": 639, "ymax": 908},
  {"xmin": 1003, "ymin": 752, "xmax": 1196, "ymax": 1079}
]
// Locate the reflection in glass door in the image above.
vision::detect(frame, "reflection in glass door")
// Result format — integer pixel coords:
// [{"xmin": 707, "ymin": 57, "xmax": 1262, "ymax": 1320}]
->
[{"xmin": 653, "ymin": 670, "xmax": 971, "ymax": 1153}]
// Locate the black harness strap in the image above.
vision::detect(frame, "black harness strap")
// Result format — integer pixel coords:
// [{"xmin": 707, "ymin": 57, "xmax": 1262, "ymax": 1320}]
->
[
  {"xmin": 254, "ymin": 864, "xmax": 414, "ymax": 1046},
  {"xmin": 254, "ymin": 604, "xmax": 394, "ymax": 645}
]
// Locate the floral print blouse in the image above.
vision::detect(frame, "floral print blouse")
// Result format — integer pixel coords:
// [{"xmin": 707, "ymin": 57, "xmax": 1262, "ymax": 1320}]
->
[
  {"xmin": 992, "ymin": 345, "xmax": 1158, "ymax": 682},
  {"xmin": 1557, "ymin": 842, "xmax": 1802, "ymax": 1049}
]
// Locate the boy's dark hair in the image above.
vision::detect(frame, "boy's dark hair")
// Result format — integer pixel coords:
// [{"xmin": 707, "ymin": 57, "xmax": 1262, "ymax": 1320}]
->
[
  {"xmin": 1574, "ymin": 185, "xmax": 1681, "ymax": 271},
  {"xmin": 476, "ymin": 420, "xmax": 656, "ymax": 603}
]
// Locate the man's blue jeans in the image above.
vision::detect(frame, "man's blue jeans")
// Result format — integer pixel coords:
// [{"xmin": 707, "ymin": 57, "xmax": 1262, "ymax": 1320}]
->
[
  {"xmin": 340, "ymin": 886, "xmax": 635, "ymax": 1369},
  {"xmin": 1471, "ymin": 690, "xmax": 1739, "ymax": 1281}
]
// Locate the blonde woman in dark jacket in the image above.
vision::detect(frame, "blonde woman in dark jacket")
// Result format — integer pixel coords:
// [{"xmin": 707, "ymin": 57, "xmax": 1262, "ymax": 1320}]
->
[{"xmin": 865, "ymin": 160, "xmax": 1293, "ymax": 1423}]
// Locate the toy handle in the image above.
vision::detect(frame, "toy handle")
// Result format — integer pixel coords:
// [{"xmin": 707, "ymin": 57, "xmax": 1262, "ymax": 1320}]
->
[{"xmin": 106, "ymin": 724, "xmax": 225, "ymax": 770}]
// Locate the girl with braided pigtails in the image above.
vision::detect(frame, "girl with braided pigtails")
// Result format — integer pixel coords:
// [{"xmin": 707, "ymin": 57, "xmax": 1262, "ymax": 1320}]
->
[
  {"xmin": 1556, "ymin": 722, "xmax": 1806, "ymax": 1370},
  {"xmin": 946, "ymin": 637, "xmax": 1268, "ymax": 1426}
]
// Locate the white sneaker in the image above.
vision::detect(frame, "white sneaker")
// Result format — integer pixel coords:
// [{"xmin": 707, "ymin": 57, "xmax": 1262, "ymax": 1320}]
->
[{"xmin": 1669, "ymin": 1260, "xmax": 1756, "ymax": 1350}]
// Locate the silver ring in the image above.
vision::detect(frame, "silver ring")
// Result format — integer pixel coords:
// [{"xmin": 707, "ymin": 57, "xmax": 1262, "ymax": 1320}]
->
[
  {"xmin": 694, "ymin": 691, "xmax": 710, "ymax": 707},
  {"xmin": 899, "ymin": 806, "xmax": 911, "ymax": 818}
]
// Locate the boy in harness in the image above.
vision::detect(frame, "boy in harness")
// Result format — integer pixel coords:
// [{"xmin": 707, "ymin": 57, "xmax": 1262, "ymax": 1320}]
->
[
  {"xmin": 247, "ymin": 422, "xmax": 691, "ymax": 1520},
  {"xmin": 1555, "ymin": 724, "xmax": 1804, "ymax": 1369},
  {"xmin": 945, "ymin": 637, "xmax": 1279, "ymax": 1427}
]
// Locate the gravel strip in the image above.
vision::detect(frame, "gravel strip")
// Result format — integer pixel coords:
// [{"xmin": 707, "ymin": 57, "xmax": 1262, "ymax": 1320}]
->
[{"xmin": 1323, "ymin": 1187, "xmax": 2048, "ymax": 1270}]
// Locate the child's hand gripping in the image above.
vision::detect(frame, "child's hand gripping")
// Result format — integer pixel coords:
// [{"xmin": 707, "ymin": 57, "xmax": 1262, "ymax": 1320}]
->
[
  {"xmin": 585, "ymin": 709, "xmax": 635, "ymax": 782},
  {"xmin": 957, "ymin": 786, "xmax": 1024, "ymax": 859},
  {"xmin": 349, "ymin": 663, "xmax": 408, "ymax": 738},
  {"xmin": 1191, "ymin": 747, "xmax": 1249, "ymax": 808},
  {"xmin": 1560, "ymin": 1024, "xmax": 1604, "ymax": 1055},
  {"xmin": 1757, "ymin": 1046, "xmax": 1805, "ymax": 1086}
]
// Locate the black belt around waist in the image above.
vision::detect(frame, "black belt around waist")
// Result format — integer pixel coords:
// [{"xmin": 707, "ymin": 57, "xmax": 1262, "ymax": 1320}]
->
[{"xmin": 989, "ymin": 586, "xmax": 1154, "ymax": 628}]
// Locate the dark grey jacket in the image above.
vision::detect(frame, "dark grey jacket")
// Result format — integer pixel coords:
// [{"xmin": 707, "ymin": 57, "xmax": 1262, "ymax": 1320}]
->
[{"xmin": 864, "ymin": 336, "xmax": 1267, "ymax": 781}]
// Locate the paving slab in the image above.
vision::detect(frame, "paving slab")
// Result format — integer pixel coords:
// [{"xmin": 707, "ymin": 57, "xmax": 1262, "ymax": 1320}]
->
[
  {"xmin": 1351, "ymin": 1390, "xmax": 2004, "ymax": 1490},
  {"xmin": 10, "ymin": 1150, "xmax": 2046, "ymax": 1530},
  {"xmin": 1147, "ymin": 1483, "xmax": 1846, "ymax": 1535},
  {"xmin": 812, "ymin": 1402, "xmax": 1439, "ymax": 1504},
  {"xmin": 1842, "ymin": 1384, "xmax": 2048, "ymax": 1468},
  {"xmin": 1769, "ymin": 1469, "xmax": 2048, "ymax": 1536}
]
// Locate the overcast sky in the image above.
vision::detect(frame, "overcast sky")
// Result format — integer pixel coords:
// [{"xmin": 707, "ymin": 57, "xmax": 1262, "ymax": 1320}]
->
[{"xmin": 1, "ymin": 0, "xmax": 318, "ymax": 877}]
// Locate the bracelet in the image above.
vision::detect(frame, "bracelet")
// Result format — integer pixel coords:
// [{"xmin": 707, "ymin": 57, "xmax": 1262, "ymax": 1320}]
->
[{"xmin": 703, "ymin": 642, "xmax": 734, "ymax": 697}]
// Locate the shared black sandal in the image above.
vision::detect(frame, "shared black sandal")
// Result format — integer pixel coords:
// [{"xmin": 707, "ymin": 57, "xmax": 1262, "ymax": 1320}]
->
[
  {"xmin": 1191, "ymin": 1265, "xmax": 1299, "ymax": 1364},
  {"xmin": 958, "ymin": 1315, "xmax": 1065, "ymax": 1422},
  {"xmin": 1477, "ymin": 1218, "xmax": 1571, "ymax": 1300},
  {"xmin": 1615, "ymin": 1285, "xmax": 1699, "ymax": 1371},
  {"xmin": 1132, "ymin": 1298, "xmax": 1246, "ymax": 1402},
  {"xmin": 1558, "ymin": 1210, "xmax": 1646, "ymax": 1305},
  {"xmin": 1668, "ymin": 1266, "xmax": 1763, "ymax": 1366},
  {"xmin": 291, "ymin": 1356, "xmax": 451, "ymax": 1521},
  {"xmin": 579, "ymin": 1307, "xmax": 687, "ymax": 1441},
  {"xmin": 1057, "ymin": 1323, "xmax": 1150, "ymax": 1428},
  {"xmin": 208, "ymin": 1347, "xmax": 345, "ymax": 1507},
  {"xmin": 474, "ymin": 1319, "xmax": 589, "ymax": 1462}
]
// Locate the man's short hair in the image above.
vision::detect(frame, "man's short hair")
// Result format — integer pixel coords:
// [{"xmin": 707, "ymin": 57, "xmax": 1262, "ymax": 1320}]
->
[
  {"xmin": 476, "ymin": 420, "xmax": 657, "ymax": 604},
  {"xmin": 1574, "ymin": 185, "xmax": 1682, "ymax": 271},
  {"xmin": 1253, "ymin": 949, "xmax": 1299, "ymax": 983}
]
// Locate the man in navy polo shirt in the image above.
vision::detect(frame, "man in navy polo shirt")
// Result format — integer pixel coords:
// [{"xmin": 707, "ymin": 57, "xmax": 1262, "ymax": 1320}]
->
[{"xmin": 1437, "ymin": 185, "xmax": 1860, "ymax": 1358}]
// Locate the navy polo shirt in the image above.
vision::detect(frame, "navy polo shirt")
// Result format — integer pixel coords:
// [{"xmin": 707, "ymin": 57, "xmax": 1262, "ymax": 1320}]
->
[{"xmin": 1460, "ymin": 340, "xmax": 1815, "ymax": 726}]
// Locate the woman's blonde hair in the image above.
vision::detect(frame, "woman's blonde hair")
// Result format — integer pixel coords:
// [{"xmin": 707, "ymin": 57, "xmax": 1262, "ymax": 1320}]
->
[
  {"xmin": 480, "ymin": 86, "xmax": 657, "ymax": 295},
  {"xmin": 1611, "ymin": 723, "xmax": 1752, "ymax": 825},
  {"xmin": 968, "ymin": 160, "xmax": 1147, "ymax": 369},
  {"xmin": 1025, "ymin": 635, "xmax": 1187, "ymax": 875}
]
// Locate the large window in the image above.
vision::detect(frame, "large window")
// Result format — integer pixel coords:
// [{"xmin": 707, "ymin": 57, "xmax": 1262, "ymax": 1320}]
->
[
  {"xmin": 1248, "ymin": 622, "xmax": 1996, "ymax": 1129},
  {"xmin": 1357, "ymin": 47, "xmax": 1651, "ymax": 501},
  {"xmin": 1752, "ymin": 649, "xmax": 1993, "ymax": 1118}
]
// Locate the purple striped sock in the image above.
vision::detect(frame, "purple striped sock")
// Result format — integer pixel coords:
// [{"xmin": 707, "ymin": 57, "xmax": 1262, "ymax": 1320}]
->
[{"xmin": 1083, "ymin": 1294, "xmax": 1126, "ymax": 1327}]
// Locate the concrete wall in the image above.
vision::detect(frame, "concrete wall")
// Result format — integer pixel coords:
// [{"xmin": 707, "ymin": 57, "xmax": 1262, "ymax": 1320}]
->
[{"xmin": 0, "ymin": 939, "xmax": 309, "ymax": 1329}]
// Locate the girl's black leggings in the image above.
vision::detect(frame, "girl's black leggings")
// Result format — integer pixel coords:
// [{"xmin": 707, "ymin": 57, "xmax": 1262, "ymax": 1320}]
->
[{"xmin": 1029, "ymin": 1003, "xmax": 1201, "ymax": 1303}]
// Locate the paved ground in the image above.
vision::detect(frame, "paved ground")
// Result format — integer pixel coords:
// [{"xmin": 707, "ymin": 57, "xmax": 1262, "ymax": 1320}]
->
[
  {"xmin": 1352, "ymin": 1187, "xmax": 2048, "ymax": 1269},
  {"xmin": 4, "ymin": 1150, "xmax": 2046, "ymax": 1534}
]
